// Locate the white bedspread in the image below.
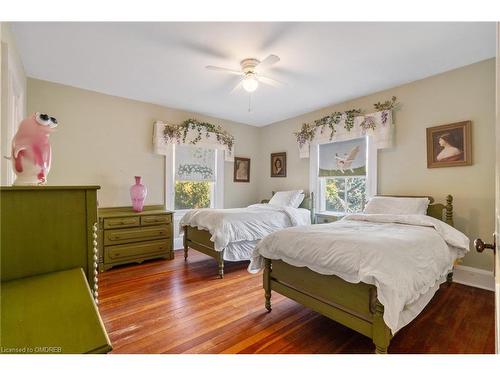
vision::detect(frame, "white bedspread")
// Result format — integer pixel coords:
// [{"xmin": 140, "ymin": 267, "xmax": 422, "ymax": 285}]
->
[
  {"xmin": 180, "ymin": 204, "xmax": 311, "ymax": 259},
  {"xmin": 248, "ymin": 213, "xmax": 469, "ymax": 333}
]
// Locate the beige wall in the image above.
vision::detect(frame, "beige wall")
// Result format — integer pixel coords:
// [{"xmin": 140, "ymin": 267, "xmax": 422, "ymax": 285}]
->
[
  {"xmin": 257, "ymin": 59, "xmax": 496, "ymax": 271},
  {"xmin": 24, "ymin": 59, "xmax": 496, "ymax": 271},
  {"xmin": 27, "ymin": 78, "xmax": 260, "ymax": 209}
]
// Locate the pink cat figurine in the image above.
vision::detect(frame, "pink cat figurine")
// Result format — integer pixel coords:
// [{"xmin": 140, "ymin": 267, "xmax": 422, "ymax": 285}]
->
[{"xmin": 11, "ymin": 112, "xmax": 58, "ymax": 185}]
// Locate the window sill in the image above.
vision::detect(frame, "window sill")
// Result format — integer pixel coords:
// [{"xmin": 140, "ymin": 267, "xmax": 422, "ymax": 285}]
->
[
  {"xmin": 315, "ymin": 211, "xmax": 346, "ymax": 224},
  {"xmin": 316, "ymin": 211, "xmax": 346, "ymax": 217}
]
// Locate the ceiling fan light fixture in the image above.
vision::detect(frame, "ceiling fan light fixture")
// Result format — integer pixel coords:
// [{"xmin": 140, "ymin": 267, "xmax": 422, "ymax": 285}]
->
[{"xmin": 242, "ymin": 75, "xmax": 259, "ymax": 93}]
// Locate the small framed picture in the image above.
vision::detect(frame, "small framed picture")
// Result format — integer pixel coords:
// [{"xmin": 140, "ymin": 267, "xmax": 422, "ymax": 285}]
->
[
  {"xmin": 234, "ymin": 157, "xmax": 250, "ymax": 182},
  {"xmin": 271, "ymin": 152, "xmax": 287, "ymax": 177},
  {"xmin": 426, "ymin": 121, "xmax": 472, "ymax": 168}
]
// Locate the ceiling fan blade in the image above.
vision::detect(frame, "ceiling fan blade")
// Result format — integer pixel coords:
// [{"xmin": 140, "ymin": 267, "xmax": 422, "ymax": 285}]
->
[
  {"xmin": 256, "ymin": 54, "xmax": 280, "ymax": 71},
  {"xmin": 230, "ymin": 79, "xmax": 243, "ymax": 93},
  {"xmin": 206, "ymin": 66, "xmax": 243, "ymax": 75},
  {"xmin": 258, "ymin": 75, "xmax": 286, "ymax": 87}
]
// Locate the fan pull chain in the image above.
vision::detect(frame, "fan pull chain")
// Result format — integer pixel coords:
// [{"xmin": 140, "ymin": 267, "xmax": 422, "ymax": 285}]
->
[{"xmin": 248, "ymin": 93, "xmax": 252, "ymax": 112}]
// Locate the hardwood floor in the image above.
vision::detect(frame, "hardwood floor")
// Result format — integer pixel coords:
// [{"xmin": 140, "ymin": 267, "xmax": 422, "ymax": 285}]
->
[{"xmin": 98, "ymin": 250, "xmax": 495, "ymax": 354}]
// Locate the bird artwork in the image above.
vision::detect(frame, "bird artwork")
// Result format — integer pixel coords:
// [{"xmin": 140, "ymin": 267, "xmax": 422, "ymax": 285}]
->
[{"xmin": 335, "ymin": 145, "xmax": 360, "ymax": 173}]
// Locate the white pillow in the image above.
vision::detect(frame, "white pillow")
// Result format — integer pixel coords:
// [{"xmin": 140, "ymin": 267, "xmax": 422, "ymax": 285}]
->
[
  {"xmin": 291, "ymin": 193, "xmax": 305, "ymax": 208},
  {"xmin": 363, "ymin": 196, "xmax": 430, "ymax": 215},
  {"xmin": 269, "ymin": 190, "xmax": 303, "ymax": 207}
]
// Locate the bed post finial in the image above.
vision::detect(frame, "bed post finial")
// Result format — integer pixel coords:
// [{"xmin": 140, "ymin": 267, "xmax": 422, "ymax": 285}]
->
[{"xmin": 445, "ymin": 195, "xmax": 453, "ymax": 226}]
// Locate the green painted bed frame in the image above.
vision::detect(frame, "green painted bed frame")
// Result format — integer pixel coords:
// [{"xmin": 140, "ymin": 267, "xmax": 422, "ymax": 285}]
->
[
  {"xmin": 263, "ymin": 195, "xmax": 454, "ymax": 354},
  {"xmin": 183, "ymin": 193, "xmax": 314, "ymax": 278}
]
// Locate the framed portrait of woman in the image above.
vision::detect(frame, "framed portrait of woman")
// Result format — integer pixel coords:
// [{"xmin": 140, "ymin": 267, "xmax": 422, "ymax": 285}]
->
[
  {"xmin": 426, "ymin": 121, "xmax": 472, "ymax": 168},
  {"xmin": 271, "ymin": 152, "xmax": 287, "ymax": 177},
  {"xmin": 234, "ymin": 157, "xmax": 250, "ymax": 182}
]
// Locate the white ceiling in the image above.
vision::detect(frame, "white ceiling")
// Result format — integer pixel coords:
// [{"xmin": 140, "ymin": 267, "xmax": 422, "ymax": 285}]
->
[{"xmin": 11, "ymin": 22, "xmax": 496, "ymax": 126}]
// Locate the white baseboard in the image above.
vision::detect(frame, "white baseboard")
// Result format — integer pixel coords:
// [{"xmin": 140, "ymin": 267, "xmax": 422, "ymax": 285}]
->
[{"xmin": 453, "ymin": 265, "xmax": 495, "ymax": 291}]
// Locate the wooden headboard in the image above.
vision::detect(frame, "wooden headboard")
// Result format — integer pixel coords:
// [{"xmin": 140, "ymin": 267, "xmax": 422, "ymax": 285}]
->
[{"xmin": 379, "ymin": 194, "xmax": 454, "ymax": 226}]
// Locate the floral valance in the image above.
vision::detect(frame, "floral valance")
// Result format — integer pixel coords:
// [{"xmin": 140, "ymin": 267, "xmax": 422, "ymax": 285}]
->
[
  {"xmin": 296, "ymin": 97, "xmax": 398, "ymax": 158},
  {"xmin": 153, "ymin": 119, "xmax": 235, "ymax": 161}
]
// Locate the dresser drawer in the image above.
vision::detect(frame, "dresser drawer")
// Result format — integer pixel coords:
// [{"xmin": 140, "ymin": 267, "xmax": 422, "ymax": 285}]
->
[
  {"xmin": 104, "ymin": 240, "xmax": 170, "ymax": 263},
  {"xmin": 141, "ymin": 214, "xmax": 171, "ymax": 226},
  {"xmin": 104, "ymin": 224, "xmax": 170, "ymax": 245},
  {"xmin": 103, "ymin": 216, "xmax": 140, "ymax": 229}
]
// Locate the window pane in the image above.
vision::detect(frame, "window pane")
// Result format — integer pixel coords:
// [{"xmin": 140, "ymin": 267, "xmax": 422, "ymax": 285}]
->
[
  {"xmin": 325, "ymin": 178, "xmax": 346, "ymax": 212},
  {"xmin": 175, "ymin": 181, "xmax": 211, "ymax": 210},
  {"xmin": 346, "ymin": 177, "xmax": 366, "ymax": 213}
]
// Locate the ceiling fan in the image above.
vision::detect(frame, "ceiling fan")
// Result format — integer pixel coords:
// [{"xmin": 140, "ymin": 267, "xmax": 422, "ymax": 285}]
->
[{"xmin": 206, "ymin": 54, "xmax": 285, "ymax": 93}]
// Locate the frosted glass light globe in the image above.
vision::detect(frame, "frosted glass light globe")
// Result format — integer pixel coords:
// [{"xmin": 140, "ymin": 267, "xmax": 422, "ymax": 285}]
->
[{"xmin": 242, "ymin": 76, "xmax": 259, "ymax": 92}]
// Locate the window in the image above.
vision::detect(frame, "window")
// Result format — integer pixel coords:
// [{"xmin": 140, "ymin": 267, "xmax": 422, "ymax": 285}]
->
[
  {"xmin": 312, "ymin": 137, "xmax": 377, "ymax": 215},
  {"xmin": 174, "ymin": 145, "xmax": 217, "ymax": 210},
  {"xmin": 165, "ymin": 144, "xmax": 224, "ymax": 249}
]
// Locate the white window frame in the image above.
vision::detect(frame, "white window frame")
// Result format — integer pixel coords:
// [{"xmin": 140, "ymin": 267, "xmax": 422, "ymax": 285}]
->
[
  {"xmin": 310, "ymin": 136, "xmax": 377, "ymax": 217},
  {"xmin": 165, "ymin": 144, "xmax": 224, "ymax": 249}
]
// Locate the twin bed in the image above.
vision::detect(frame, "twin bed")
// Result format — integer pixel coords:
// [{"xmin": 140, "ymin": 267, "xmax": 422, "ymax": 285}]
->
[
  {"xmin": 181, "ymin": 193, "xmax": 469, "ymax": 353},
  {"xmin": 182, "ymin": 190, "xmax": 313, "ymax": 278}
]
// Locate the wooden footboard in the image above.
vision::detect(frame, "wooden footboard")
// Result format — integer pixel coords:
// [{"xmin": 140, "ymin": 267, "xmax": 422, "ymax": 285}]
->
[
  {"xmin": 263, "ymin": 258, "xmax": 392, "ymax": 354},
  {"xmin": 183, "ymin": 226, "xmax": 225, "ymax": 278}
]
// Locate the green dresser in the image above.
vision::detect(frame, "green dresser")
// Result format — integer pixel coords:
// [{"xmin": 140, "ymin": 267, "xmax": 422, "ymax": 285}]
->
[
  {"xmin": 0, "ymin": 186, "xmax": 111, "ymax": 354},
  {"xmin": 98, "ymin": 206, "xmax": 174, "ymax": 271}
]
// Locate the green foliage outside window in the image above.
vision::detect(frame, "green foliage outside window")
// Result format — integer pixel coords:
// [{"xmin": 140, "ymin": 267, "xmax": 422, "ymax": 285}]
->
[
  {"xmin": 325, "ymin": 177, "xmax": 366, "ymax": 213},
  {"xmin": 175, "ymin": 181, "xmax": 211, "ymax": 210}
]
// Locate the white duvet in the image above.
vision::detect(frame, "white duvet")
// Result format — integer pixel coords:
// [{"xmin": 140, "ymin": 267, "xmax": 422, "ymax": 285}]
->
[
  {"xmin": 180, "ymin": 204, "xmax": 311, "ymax": 259},
  {"xmin": 248, "ymin": 214, "xmax": 469, "ymax": 333}
]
